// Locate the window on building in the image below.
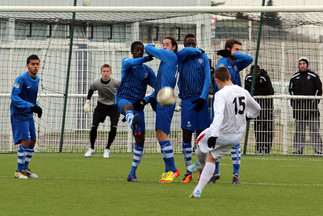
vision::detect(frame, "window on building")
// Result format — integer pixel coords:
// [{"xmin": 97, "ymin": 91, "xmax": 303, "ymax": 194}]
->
[
  {"xmin": 105, "ymin": 25, "xmax": 112, "ymax": 40},
  {"xmin": 176, "ymin": 27, "xmax": 181, "ymax": 41},
  {"xmin": 26, "ymin": 22, "xmax": 32, "ymax": 37}
]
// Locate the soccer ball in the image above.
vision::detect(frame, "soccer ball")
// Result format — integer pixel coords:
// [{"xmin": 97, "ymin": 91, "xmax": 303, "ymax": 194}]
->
[{"xmin": 157, "ymin": 87, "xmax": 176, "ymax": 107}]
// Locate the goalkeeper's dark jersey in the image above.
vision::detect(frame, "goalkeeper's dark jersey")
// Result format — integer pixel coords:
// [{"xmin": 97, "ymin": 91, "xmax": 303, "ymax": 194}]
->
[
  {"xmin": 10, "ymin": 72, "xmax": 40, "ymax": 120},
  {"xmin": 177, "ymin": 47, "xmax": 211, "ymax": 100},
  {"xmin": 116, "ymin": 56, "xmax": 156, "ymax": 102}
]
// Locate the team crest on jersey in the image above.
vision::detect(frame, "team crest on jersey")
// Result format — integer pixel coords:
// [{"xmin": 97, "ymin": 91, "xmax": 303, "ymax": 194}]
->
[
  {"xmin": 234, "ymin": 65, "xmax": 238, "ymax": 71},
  {"xmin": 307, "ymin": 75, "xmax": 311, "ymax": 80},
  {"xmin": 145, "ymin": 72, "xmax": 148, "ymax": 79},
  {"xmin": 186, "ymin": 121, "xmax": 192, "ymax": 128},
  {"xmin": 260, "ymin": 79, "xmax": 263, "ymax": 83},
  {"xmin": 14, "ymin": 83, "xmax": 20, "ymax": 88},
  {"xmin": 198, "ymin": 58, "xmax": 203, "ymax": 64}
]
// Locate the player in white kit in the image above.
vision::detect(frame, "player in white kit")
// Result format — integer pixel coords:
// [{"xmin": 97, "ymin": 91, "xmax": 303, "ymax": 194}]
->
[{"xmin": 188, "ymin": 66, "xmax": 261, "ymax": 198}]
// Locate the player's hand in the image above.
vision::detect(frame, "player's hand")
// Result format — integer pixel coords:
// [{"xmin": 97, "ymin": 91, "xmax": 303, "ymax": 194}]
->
[
  {"xmin": 83, "ymin": 100, "xmax": 91, "ymax": 114},
  {"xmin": 192, "ymin": 98, "xmax": 205, "ymax": 111},
  {"xmin": 217, "ymin": 49, "xmax": 231, "ymax": 57},
  {"xmin": 207, "ymin": 136, "xmax": 217, "ymax": 148},
  {"xmin": 148, "ymin": 54, "xmax": 154, "ymax": 61},
  {"xmin": 133, "ymin": 99, "xmax": 147, "ymax": 111},
  {"xmin": 149, "ymin": 97, "xmax": 157, "ymax": 112},
  {"xmin": 31, "ymin": 104, "xmax": 42, "ymax": 118}
]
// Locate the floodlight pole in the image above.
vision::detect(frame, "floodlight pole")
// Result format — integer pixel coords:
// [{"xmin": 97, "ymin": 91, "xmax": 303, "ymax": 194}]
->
[
  {"xmin": 243, "ymin": 0, "xmax": 265, "ymax": 155},
  {"xmin": 59, "ymin": 0, "xmax": 77, "ymax": 152}
]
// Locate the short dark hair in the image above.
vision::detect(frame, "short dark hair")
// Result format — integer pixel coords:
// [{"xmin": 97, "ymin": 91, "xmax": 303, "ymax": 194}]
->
[
  {"xmin": 214, "ymin": 66, "xmax": 230, "ymax": 82},
  {"xmin": 184, "ymin": 34, "xmax": 196, "ymax": 42},
  {"xmin": 27, "ymin": 54, "xmax": 40, "ymax": 64},
  {"xmin": 225, "ymin": 38, "xmax": 242, "ymax": 50},
  {"xmin": 163, "ymin": 36, "xmax": 178, "ymax": 53},
  {"xmin": 250, "ymin": 65, "xmax": 260, "ymax": 73},
  {"xmin": 131, "ymin": 41, "xmax": 144, "ymax": 53},
  {"xmin": 101, "ymin": 64, "xmax": 111, "ymax": 71}
]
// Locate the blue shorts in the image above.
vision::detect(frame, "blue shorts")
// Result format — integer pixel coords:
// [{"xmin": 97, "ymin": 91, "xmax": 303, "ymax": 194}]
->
[
  {"xmin": 181, "ymin": 95, "xmax": 210, "ymax": 131},
  {"xmin": 116, "ymin": 98, "xmax": 145, "ymax": 133},
  {"xmin": 11, "ymin": 116, "xmax": 36, "ymax": 144},
  {"xmin": 156, "ymin": 103, "xmax": 175, "ymax": 135}
]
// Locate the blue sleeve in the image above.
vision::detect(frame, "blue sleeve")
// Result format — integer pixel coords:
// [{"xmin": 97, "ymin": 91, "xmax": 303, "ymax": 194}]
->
[
  {"xmin": 233, "ymin": 52, "xmax": 253, "ymax": 71},
  {"xmin": 122, "ymin": 56, "xmax": 150, "ymax": 70},
  {"xmin": 213, "ymin": 59, "xmax": 228, "ymax": 94},
  {"xmin": 177, "ymin": 47, "xmax": 202, "ymax": 64},
  {"xmin": 11, "ymin": 78, "xmax": 33, "ymax": 109},
  {"xmin": 143, "ymin": 67, "xmax": 157, "ymax": 103},
  {"xmin": 200, "ymin": 54, "xmax": 211, "ymax": 100},
  {"xmin": 145, "ymin": 44, "xmax": 173, "ymax": 63}
]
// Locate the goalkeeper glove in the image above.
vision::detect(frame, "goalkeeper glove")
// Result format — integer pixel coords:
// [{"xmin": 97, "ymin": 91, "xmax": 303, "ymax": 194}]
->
[
  {"xmin": 31, "ymin": 104, "xmax": 42, "ymax": 118},
  {"xmin": 207, "ymin": 136, "xmax": 217, "ymax": 148},
  {"xmin": 149, "ymin": 97, "xmax": 157, "ymax": 112},
  {"xmin": 217, "ymin": 49, "xmax": 231, "ymax": 57},
  {"xmin": 192, "ymin": 98, "xmax": 205, "ymax": 111},
  {"xmin": 83, "ymin": 100, "xmax": 91, "ymax": 114},
  {"xmin": 133, "ymin": 99, "xmax": 147, "ymax": 111}
]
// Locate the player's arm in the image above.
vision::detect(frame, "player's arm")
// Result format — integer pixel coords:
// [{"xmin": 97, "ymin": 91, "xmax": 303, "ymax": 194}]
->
[
  {"xmin": 177, "ymin": 47, "xmax": 202, "ymax": 63},
  {"xmin": 200, "ymin": 54, "xmax": 211, "ymax": 100},
  {"xmin": 11, "ymin": 79, "xmax": 33, "ymax": 109},
  {"xmin": 245, "ymin": 91, "xmax": 261, "ymax": 119},
  {"xmin": 234, "ymin": 52, "xmax": 254, "ymax": 71},
  {"xmin": 122, "ymin": 56, "xmax": 151, "ymax": 71},
  {"xmin": 145, "ymin": 44, "xmax": 174, "ymax": 63},
  {"xmin": 209, "ymin": 94, "xmax": 225, "ymax": 137},
  {"xmin": 84, "ymin": 82, "xmax": 96, "ymax": 114},
  {"xmin": 212, "ymin": 59, "xmax": 227, "ymax": 95}
]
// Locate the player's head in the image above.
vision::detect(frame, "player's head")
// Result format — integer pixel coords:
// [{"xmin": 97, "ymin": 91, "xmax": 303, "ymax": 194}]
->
[
  {"xmin": 214, "ymin": 66, "xmax": 230, "ymax": 82},
  {"xmin": 225, "ymin": 38, "xmax": 242, "ymax": 53},
  {"xmin": 100, "ymin": 64, "xmax": 112, "ymax": 81},
  {"xmin": 26, "ymin": 54, "xmax": 40, "ymax": 76},
  {"xmin": 250, "ymin": 65, "xmax": 261, "ymax": 77},
  {"xmin": 298, "ymin": 56, "xmax": 309, "ymax": 72},
  {"xmin": 163, "ymin": 36, "xmax": 178, "ymax": 53},
  {"xmin": 131, "ymin": 41, "xmax": 144, "ymax": 58},
  {"xmin": 184, "ymin": 34, "xmax": 196, "ymax": 48}
]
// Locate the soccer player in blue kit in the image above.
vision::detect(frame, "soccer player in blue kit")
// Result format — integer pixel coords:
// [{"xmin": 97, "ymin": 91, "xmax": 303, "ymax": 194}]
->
[
  {"xmin": 177, "ymin": 34, "xmax": 211, "ymax": 183},
  {"xmin": 211, "ymin": 38, "xmax": 253, "ymax": 184},
  {"xmin": 145, "ymin": 36, "xmax": 180, "ymax": 183},
  {"xmin": 116, "ymin": 41, "xmax": 157, "ymax": 182},
  {"xmin": 11, "ymin": 54, "xmax": 42, "ymax": 179}
]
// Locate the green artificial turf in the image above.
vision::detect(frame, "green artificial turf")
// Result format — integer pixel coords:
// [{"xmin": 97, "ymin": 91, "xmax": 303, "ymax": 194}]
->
[{"xmin": 1, "ymin": 153, "xmax": 322, "ymax": 216}]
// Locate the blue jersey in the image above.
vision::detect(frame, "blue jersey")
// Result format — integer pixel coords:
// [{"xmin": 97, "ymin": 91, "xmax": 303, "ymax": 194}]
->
[
  {"xmin": 116, "ymin": 56, "xmax": 156, "ymax": 102},
  {"xmin": 214, "ymin": 52, "xmax": 253, "ymax": 93},
  {"xmin": 144, "ymin": 44, "xmax": 178, "ymax": 93},
  {"xmin": 177, "ymin": 47, "xmax": 211, "ymax": 100},
  {"xmin": 10, "ymin": 72, "xmax": 40, "ymax": 120}
]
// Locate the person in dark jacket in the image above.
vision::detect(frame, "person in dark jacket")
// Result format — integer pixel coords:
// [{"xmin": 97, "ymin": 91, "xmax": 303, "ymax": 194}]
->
[
  {"xmin": 289, "ymin": 56, "xmax": 323, "ymax": 155},
  {"xmin": 245, "ymin": 65, "xmax": 274, "ymax": 153}
]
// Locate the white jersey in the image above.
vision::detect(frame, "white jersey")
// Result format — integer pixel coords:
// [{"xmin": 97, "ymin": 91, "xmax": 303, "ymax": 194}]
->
[{"xmin": 209, "ymin": 85, "xmax": 261, "ymax": 137}]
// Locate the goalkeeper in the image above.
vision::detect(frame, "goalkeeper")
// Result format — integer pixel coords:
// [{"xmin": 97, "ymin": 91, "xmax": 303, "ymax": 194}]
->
[
  {"xmin": 177, "ymin": 34, "xmax": 211, "ymax": 183},
  {"xmin": 211, "ymin": 38, "xmax": 253, "ymax": 184},
  {"xmin": 115, "ymin": 41, "xmax": 157, "ymax": 182},
  {"xmin": 11, "ymin": 54, "xmax": 42, "ymax": 179},
  {"xmin": 84, "ymin": 64, "xmax": 120, "ymax": 158}
]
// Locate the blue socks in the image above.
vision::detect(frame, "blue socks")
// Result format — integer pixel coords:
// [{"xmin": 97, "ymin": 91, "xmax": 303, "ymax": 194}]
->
[
  {"xmin": 182, "ymin": 141, "xmax": 192, "ymax": 175},
  {"xmin": 23, "ymin": 145, "xmax": 35, "ymax": 170},
  {"xmin": 129, "ymin": 144, "xmax": 144, "ymax": 175},
  {"xmin": 213, "ymin": 144, "xmax": 241, "ymax": 176},
  {"xmin": 160, "ymin": 140, "xmax": 177, "ymax": 172},
  {"xmin": 125, "ymin": 110, "xmax": 134, "ymax": 126},
  {"xmin": 231, "ymin": 144, "xmax": 241, "ymax": 175},
  {"xmin": 17, "ymin": 145, "xmax": 28, "ymax": 172}
]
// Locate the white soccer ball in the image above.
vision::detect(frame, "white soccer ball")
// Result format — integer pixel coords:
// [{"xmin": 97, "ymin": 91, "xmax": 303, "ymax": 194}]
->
[{"xmin": 157, "ymin": 87, "xmax": 176, "ymax": 107}]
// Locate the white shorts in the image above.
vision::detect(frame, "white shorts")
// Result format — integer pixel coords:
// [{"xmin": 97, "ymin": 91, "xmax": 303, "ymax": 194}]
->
[{"xmin": 196, "ymin": 128, "xmax": 242, "ymax": 160}]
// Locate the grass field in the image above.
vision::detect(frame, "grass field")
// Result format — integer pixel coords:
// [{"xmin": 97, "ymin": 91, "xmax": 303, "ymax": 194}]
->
[{"xmin": 1, "ymin": 153, "xmax": 322, "ymax": 216}]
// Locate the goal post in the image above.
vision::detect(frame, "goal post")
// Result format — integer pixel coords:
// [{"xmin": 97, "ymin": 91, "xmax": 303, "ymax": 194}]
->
[{"xmin": 1, "ymin": 6, "xmax": 323, "ymax": 156}]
